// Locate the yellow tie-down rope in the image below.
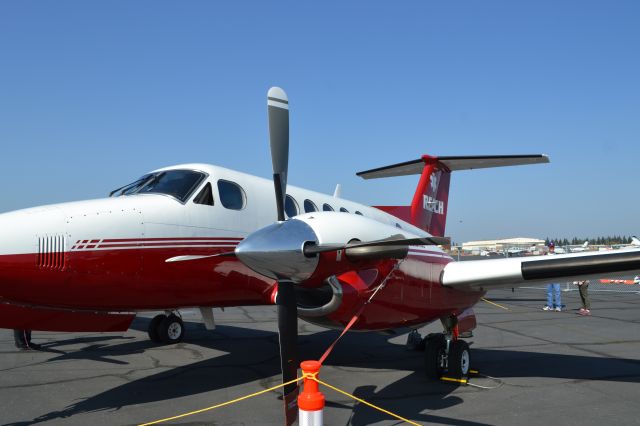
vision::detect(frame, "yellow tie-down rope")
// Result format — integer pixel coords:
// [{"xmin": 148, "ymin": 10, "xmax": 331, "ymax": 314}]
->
[
  {"xmin": 441, "ymin": 369, "xmax": 504, "ymax": 390},
  {"xmin": 138, "ymin": 377, "xmax": 300, "ymax": 426},
  {"xmin": 139, "ymin": 373, "xmax": 422, "ymax": 426},
  {"xmin": 481, "ymin": 297, "xmax": 510, "ymax": 310},
  {"xmin": 439, "ymin": 369, "xmax": 480, "ymax": 385},
  {"xmin": 308, "ymin": 374, "xmax": 422, "ymax": 426}
]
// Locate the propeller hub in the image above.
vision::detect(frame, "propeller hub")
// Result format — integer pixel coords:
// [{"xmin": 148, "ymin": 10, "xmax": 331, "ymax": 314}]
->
[{"xmin": 235, "ymin": 219, "xmax": 319, "ymax": 283}]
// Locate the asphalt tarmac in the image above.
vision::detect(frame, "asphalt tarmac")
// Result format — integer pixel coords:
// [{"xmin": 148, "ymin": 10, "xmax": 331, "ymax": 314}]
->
[{"xmin": 1, "ymin": 287, "xmax": 640, "ymax": 426}]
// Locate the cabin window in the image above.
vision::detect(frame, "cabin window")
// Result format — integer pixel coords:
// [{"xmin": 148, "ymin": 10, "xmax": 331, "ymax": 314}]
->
[
  {"xmin": 193, "ymin": 182, "xmax": 214, "ymax": 206},
  {"xmin": 304, "ymin": 199, "xmax": 318, "ymax": 213},
  {"xmin": 340, "ymin": 207, "xmax": 349, "ymax": 213},
  {"xmin": 110, "ymin": 169, "xmax": 206, "ymax": 203},
  {"xmin": 355, "ymin": 211, "xmax": 363, "ymax": 216},
  {"xmin": 322, "ymin": 203, "xmax": 334, "ymax": 212},
  {"xmin": 218, "ymin": 180, "xmax": 246, "ymax": 210},
  {"xmin": 285, "ymin": 195, "xmax": 299, "ymax": 218}
]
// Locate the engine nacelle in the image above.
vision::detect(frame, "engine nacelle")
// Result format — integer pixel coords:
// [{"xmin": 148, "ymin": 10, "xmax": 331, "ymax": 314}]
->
[{"xmin": 235, "ymin": 212, "xmax": 423, "ymax": 287}]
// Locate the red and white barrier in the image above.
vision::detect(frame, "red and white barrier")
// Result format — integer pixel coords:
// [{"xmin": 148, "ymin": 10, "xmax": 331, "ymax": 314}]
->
[{"xmin": 298, "ymin": 360, "xmax": 325, "ymax": 426}]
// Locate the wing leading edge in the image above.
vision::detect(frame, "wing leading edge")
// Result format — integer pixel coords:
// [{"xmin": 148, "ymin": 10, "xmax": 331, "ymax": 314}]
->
[{"xmin": 441, "ymin": 249, "xmax": 640, "ymax": 291}]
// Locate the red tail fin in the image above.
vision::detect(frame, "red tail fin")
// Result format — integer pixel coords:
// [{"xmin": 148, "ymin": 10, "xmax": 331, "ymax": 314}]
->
[
  {"xmin": 373, "ymin": 156, "xmax": 450, "ymax": 236},
  {"xmin": 358, "ymin": 154, "xmax": 549, "ymax": 237},
  {"xmin": 409, "ymin": 156, "xmax": 451, "ymax": 236}
]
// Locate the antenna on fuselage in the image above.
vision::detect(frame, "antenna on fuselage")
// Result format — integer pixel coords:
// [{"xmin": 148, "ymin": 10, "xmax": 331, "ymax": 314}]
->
[{"xmin": 333, "ymin": 184, "xmax": 342, "ymax": 198}]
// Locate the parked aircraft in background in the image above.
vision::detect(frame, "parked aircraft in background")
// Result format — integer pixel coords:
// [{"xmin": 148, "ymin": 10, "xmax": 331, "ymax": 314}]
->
[
  {"xmin": 480, "ymin": 250, "xmax": 501, "ymax": 257},
  {"xmin": 569, "ymin": 241, "xmax": 590, "ymax": 253},
  {"xmin": 598, "ymin": 237, "xmax": 640, "ymax": 251},
  {"xmin": 2, "ymin": 87, "xmax": 640, "ymax": 424},
  {"xmin": 612, "ymin": 236, "xmax": 640, "ymax": 250},
  {"xmin": 554, "ymin": 241, "xmax": 589, "ymax": 254},
  {"xmin": 505, "ymin": 247, "xmax": 531, "ymax": 256}
]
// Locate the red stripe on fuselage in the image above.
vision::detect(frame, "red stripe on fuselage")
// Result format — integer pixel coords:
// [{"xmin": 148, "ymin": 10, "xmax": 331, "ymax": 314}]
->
[
  {"xmin": 0, "ymin": 245, "xmax": 274, "ymax": 311},
  {"xmin": 101, "ymin": 237, "xmax": 244, "ymax": 243},
  {"xmin": 0, "ymin": 237, "xmax": 482, "ymax": 333},
  {"xmin": 69, "ymin": 236, "xmax": 244, "ymax": 251},
  {"xmin": 97, "ymin": 241, "xmax": 240, "ymax": 248}
]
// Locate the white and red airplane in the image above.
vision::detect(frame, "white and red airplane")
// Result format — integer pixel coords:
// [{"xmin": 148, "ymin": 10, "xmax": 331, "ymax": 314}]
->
[{"xmin": 2, "ymin": 87, "xmax": 640, "ymax": 424}]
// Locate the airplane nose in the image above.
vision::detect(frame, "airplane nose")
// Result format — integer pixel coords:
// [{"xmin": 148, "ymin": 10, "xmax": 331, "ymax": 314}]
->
[
  {"xmin": 235, "ymin": 219, "xmax": 319, "ymax": 283},
  {"xmin": 0, "ymin": 206, "xmax": 67, "ymax": 302}
]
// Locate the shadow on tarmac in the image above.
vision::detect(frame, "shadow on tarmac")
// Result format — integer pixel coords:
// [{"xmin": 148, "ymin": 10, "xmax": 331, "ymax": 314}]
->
[{"xmin": 8, "ymin": 315, "xmax": 640, "ymax": 426}]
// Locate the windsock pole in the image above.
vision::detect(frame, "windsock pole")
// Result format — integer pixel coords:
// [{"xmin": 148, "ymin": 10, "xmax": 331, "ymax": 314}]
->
[{"xmin": 298, "ymin": 360, "xmax": 325, "ymax": 426}]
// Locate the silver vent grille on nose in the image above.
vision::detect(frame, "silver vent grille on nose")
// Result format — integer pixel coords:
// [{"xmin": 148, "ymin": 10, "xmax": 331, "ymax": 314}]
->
[{"xmin": 37, "ymin": 235, "xmax": 66, "ymax": 270}]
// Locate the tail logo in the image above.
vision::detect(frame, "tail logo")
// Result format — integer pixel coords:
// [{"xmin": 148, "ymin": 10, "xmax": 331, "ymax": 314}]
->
[
  {"xmin": 423, "ymin": 195, "xmax": 444, "ymax": 214},
  {"xmin": 423, "ymin": 170, "xmax": 444, "ymax": 215},
  {"xmin": 430, "ymin": 173, "xmax": 439, "ymax": 193}
]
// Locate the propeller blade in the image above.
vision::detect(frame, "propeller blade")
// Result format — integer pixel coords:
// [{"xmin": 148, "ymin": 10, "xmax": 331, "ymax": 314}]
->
[
  {"xmin": 276, "ymin": 280, "xmax": 298, "ymax": 425},
  {"xmin": 303, "ymin": 235, "xmax": 451, "ymax": 255},
  {"xmin": 268, "ymin": 87, "xmax": 298, "ymax": 424},
  {"xmin": 268, "ymin": 87, "xmax": 289, "ymax": 222}
]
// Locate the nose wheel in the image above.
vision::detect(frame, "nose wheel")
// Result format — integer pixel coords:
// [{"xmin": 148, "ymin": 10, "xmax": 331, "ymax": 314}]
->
[
  {"xmin": 148, "ymin": 313, "xmax": 185, "ymax": 344},
  {"xmin": 424, "ymin": 334, "xmax": 447, "ymax": 378},
  {"xmin": 428, "ymin": 315, "xmax": 472, "ymax": 380},
  {"xmin": 423, "ymin": 333, "xmax": 471, "ymax": 380},
  {"xmin": 448, "ymin": 339, "xmax": 470, "ymax": 378}
]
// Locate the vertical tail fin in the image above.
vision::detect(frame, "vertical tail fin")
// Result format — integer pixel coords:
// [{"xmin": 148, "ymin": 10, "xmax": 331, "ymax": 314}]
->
[
  {"xmin": 357, "ymin": 154, "xmax": 549, "ymax": 237},
  {"xmin": 408, "ymin": 156, "xmax": 451, "ymax": 236}
]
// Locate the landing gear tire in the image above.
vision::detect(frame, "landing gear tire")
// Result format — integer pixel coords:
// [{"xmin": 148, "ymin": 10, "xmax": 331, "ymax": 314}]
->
[
  {"xmin": 148, "ymin": 314, "xmax": 167, "ymax": 343},
  {"xmin": 424, "ymin": 334, "xmax": 446, "ymax": 379},
  {"xmin": 448, "ymin": 340, "xmax": 471, "ymax": 379},
  {"xmin": 157, "ymin": 314, "xmax": 185, "ymax": 344}
]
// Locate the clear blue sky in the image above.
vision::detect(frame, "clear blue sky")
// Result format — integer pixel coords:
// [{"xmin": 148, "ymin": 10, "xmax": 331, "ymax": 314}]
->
[{"xmin": 1, "ymin": 1, "xmax": 639, "ymax": 242}]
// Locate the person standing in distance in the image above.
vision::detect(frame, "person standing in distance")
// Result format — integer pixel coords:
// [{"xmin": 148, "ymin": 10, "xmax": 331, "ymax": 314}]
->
[
  {"xmin": 575, "ymin": 280, "xmax": 591, "ymax": 316},
  {"xmin": 543, "ymin": 242, "xmax": 562, "ymax": 312},
  {"xmin": 14, "ymin": 329, "xmax": 41, "ymax": 350}
]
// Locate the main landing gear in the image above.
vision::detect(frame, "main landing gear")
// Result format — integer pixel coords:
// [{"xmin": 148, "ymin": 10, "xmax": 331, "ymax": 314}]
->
[
  {"xmin": 408, "ymin": 316, "xmax": 471, "ymax": 380},
  {"xmin": 148, "ymin": 312, "xmax": 185, "ymax": 344}
]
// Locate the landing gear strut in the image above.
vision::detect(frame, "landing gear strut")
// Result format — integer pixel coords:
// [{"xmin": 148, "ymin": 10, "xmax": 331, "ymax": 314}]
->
[
  {"xmin": 148, "ymin": 312, "xmax": 185, "ymax": 344},
  {"xmin": 423, "ymin": 315, "xmax": 471, "ymax": 380}
]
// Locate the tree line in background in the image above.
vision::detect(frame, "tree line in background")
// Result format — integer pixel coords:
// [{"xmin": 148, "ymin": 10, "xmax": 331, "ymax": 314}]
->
[{"xmin": 545, "ymin": 236, "xmax": 635, "ymax": 246}]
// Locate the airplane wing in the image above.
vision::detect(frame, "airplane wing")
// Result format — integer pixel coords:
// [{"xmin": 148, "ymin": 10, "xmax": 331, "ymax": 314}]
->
[{"xmin": 441, "ymin": 249, "xmax": 640, "ymax": 291}]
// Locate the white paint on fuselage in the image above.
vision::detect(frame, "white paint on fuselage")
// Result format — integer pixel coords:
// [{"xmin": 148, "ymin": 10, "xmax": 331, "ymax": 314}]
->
[{"xmin": 0, "ymin": 163, "xmax": 443, "ymax": 258}]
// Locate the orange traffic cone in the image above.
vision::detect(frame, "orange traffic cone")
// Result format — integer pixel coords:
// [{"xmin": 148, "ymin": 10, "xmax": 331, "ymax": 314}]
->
[{"xmin": 298, "ymin": 360, "xmax": 325, "ymax": 426}]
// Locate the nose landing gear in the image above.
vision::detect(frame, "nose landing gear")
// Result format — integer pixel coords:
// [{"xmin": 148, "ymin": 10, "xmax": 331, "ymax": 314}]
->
[
  {"xmin": 423, "ymin": 332, "xmax": 470, "ymax": 380},
  {"xmin": 147, "ymin": 312, "xmax": 185, "ymax": 344},
  {"xmin": 408, "ymin": 315, "xmax": 472, "ymax": 380}
]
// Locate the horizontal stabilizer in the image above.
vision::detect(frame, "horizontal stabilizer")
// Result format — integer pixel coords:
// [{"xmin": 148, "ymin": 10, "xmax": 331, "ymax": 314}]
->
[
  {"xmin": 357, "ymin": 155, "xmax": 549, "ymax": 180},
  {"xmin": 442, "ymin": 249, "xmax": 640, "ymax": 291}
]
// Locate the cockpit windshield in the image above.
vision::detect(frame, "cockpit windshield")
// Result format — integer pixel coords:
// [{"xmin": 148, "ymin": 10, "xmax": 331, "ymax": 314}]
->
[{"xmin": 110, "ymin": 169, "xmax": 206, "ymax": 203}]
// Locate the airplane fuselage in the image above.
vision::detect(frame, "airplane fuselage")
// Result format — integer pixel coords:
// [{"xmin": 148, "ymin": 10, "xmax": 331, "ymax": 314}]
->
[{"xmin": 0, "ymin": 163, "xmax": 484, "ymax": 332}]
